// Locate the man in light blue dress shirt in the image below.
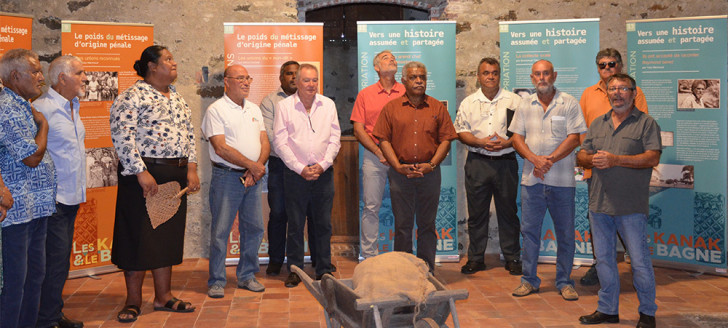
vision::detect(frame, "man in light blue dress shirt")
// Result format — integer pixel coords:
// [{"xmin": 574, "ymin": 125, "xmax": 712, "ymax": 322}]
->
[{"xmin": 33, "ymin": 55, "xmax": 88, "ymax": 328}]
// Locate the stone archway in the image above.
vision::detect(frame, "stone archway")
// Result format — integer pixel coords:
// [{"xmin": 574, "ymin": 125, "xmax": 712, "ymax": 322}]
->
[{"xmin": 297, "ymin": 0, "xmax": 448, "ymax": 21}]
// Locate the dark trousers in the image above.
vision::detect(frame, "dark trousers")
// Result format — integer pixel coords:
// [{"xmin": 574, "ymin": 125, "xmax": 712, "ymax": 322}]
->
[
  {"xmin": 267, "ymin": 156, "xmax": 288, "ymax": 264},
  {"xmin": 388, "ymin": 166, "xmax": 441, "ymax": 271},
  {"xmin": 267, "ymin": 156, "xmax": 318, "ymax": 265},
  {"xmin": 37, "ymin": 203, "xmax": 80, "ymax": 328},
  {"xmin": 1, "ymin": 217, "xmax": 48, "ymax": 328},
  {"xmin": 284, "ymin": 167, "xmax": 334, "ymax": 276},
  {"xmin": 464, "ymin": 152, "xmax": 520, "ymax": 263}
]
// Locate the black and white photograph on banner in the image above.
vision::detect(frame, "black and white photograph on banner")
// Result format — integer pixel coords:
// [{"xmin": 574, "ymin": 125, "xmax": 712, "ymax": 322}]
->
[
  {"xmin": 650, "ymin": 163, "xmax": 695, "ymax": 189},
  {"xmin": 677, "ymin": 79, "xmax": 720, "ymax": 109},
  {"xmin": 86, "ymin": 147, "xmax": 118, "ymax": 188},
  {"xmin": 81, "ymin": 71, "xmax": 119, "ymax": 102}
]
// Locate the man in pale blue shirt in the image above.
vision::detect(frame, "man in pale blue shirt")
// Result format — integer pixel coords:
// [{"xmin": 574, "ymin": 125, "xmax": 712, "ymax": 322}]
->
[
  {"xmin": 33, "ymin": 55, "xmax": 88, "ymax": 328},
  {"xmin": 509, "ymin": 60, "xmax": 586, "ymax": 301}
]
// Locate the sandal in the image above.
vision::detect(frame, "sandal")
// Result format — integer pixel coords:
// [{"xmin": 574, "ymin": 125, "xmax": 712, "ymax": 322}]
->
[
  {"xmin": 153, "ymin": 297, "xmax": 195, "ymax": 313},
  {"xmin": 117, "ymin": 304, "xmax": 141, "ymax": 323}
]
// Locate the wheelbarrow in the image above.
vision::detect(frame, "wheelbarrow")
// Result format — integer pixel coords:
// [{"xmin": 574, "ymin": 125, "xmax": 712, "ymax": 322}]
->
[{"xmin": 291, "ymin": 265, "xmax": 469, "ymax": 328}]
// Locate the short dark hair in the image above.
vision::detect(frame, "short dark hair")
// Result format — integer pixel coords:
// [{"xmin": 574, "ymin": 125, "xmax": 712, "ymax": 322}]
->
[
  {"xmin": 478, "ymin": 57, "xmax": 500, "ymax": 72},
  {"xmin": 607, "ymin": 73, "xmax": 636, "ymax": 89},
  {"xmin": 133, "ymin": 45, "xmax": 168, "ymax": 78},
  {"xmin": 279, "ymin": 61, "xmax": 299, "ymax": 76},
  {"xmin": 595, "ymin": 48, "xmax": 622, "ymax": 65}
]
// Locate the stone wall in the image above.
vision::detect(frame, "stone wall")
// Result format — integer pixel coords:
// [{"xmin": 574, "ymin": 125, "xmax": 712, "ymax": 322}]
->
[
  {"xmin": 1, "ymin": 0, "xmax": 724, "ymax": 258},
  {"xmin": 1, "ymin": 0, "xmax": 299, "ymax": 258}
]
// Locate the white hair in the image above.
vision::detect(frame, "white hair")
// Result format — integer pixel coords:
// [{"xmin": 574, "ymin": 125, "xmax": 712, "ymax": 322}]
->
[
  {"xmin": 0, "ymin": 48, "xmax": 38, "ymax": 83},
  {"xmin": 48, "ymin": 55, "xmax": 82, "ymax": 87}
]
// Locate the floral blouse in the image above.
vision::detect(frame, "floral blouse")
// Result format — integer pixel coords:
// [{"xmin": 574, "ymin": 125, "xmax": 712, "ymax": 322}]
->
[{"xmin": 110, "ymin": 80, "xmax": 197, "ymax": 176}]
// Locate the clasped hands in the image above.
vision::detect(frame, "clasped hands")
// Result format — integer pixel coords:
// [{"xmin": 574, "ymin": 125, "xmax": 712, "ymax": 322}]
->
[
  {"xmin": 395, "ymin": 162, "xmax": 433, "ymax": 179},
  {"xmin": 591, "ymin": 150, "xmax": 617, "ymax": 169},
  {"xmin": 532, "ymin": 155, "xmax": 554, "ymax": 180},
  {"xmin": 480, "ymin": 132, "xmax": 508, "ymax": 152},
  {"xmin": 242, "ymin": 162, "xmax": 266, "ymax": 187},
  {"xmin": 300, "ymin": 163, "xmax": 324, "ymax": 181}
]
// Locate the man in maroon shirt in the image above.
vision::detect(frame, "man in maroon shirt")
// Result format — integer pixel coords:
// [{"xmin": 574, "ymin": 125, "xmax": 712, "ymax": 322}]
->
[{"xmin": 373, "ymin": 61, "xmax": 457, "ymax": 271}]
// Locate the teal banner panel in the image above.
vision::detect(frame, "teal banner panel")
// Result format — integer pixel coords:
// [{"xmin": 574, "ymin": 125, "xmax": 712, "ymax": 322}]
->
[
  {"xmin": 357, "ymin": 21, "xmax": 458, "ymax": 260},
  {"xmin": 627, "ymin": 16, "xmax": 727, "ymax": 275},
  {"xmin": 499, "ymin": 18, "xmax": 599, "ymax": 264}
]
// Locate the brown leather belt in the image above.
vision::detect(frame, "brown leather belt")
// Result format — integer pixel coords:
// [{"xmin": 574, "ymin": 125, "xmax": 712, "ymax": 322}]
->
[{"xmin": 142, "ymin": 157, "xmax": 188, "ymax": 167}]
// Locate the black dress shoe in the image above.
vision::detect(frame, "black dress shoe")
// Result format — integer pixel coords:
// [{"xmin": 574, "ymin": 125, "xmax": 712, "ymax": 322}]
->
[
  {"xmin": 58, "ymin": 314, "xmax": 84, "ymax": 328},
  {"xmin": 284, "ymin": 272, "xmax": 301, "ymax": 288},
  {"xmin": 505, "ymin": 260, "xmax": 522, "ymax": 275},
  {"xmin": 580, "ymin": 265, "xmax": 600, "ymax": 286},
  {"xmin": 579, "ymin": 311, "xmax": 619, "ymax": 324},
  {"xmin": 636, "ymin": 312, "xmax": 656, "ymax": 328},
  {"xmin": 315, "ymin": 272, "xmax": 333, "ymax": 280},
  {"xmin": 460, "ymin": 261, "xmax": 486, "ymax": 274},
  {"xmin": 266, "ymin": 262, "xmax": 282, "ymax": 276}
]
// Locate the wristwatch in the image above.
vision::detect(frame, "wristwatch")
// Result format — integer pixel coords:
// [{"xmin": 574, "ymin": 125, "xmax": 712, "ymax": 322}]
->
[{"xmin": 428, "ymin": 161, "xmax": 437, "ymax": 169}]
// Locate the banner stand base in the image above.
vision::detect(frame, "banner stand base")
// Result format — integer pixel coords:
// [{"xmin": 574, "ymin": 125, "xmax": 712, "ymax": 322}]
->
[{"xmin": 69, "ymin": 265, "xmax": 120, "ymax": 279}]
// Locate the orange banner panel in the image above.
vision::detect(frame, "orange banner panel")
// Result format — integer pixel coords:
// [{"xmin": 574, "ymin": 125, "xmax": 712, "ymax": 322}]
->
[
  {"xmin": 224, "ymin": 23, "xmax": 324, "ymax": 105},
  {"xmin": 223, "ymin": 23, "xmax": 323, "ymax": 260},
  {"xmin": 0, "ymin": 13, "xmax": 32, "ymax": 56},
  {"xmin": 62, "ymin": 21, "xmax": 153, "ymax": 274},
  {"xmin": 71, "ymin": 187, "xmax": 117, "ymax": 271}
]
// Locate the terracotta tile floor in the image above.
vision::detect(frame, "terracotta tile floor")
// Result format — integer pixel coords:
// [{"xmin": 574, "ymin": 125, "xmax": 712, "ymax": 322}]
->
[{"xmin": 62, "ymin": 253, "xmax": 728, "ymax": 327}]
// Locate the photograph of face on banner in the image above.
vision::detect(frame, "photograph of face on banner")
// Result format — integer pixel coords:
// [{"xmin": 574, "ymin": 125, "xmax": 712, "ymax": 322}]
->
[{"xmin": 677, "ymin": 79, "xmax": 720, "ymax": 109}]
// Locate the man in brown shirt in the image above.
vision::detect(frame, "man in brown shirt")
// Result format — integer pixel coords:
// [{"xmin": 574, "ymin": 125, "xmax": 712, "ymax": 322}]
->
[{"xmin": 373, "ymin": 61, "xmax": 457, "ymax": 271}]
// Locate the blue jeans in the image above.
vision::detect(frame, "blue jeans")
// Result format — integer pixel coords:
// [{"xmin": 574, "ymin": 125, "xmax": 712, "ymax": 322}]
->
[
  {"xmin": 1, "ymin": 217, "xmax": 48, "ymax": 328},
  {"xmin": 37, "ymin": 203, "xmax": 80, "ymax": 328},
  {"xmin": 520, "ymin": 184, "xmax": 575, "ymax": 290},
  {"xmin": 590, "ymin": 211, "xmax": 657, "ymax": 316},
  {"xmin": 208, "ymin": 166, "xmax": 264, "ymax": 287},
  {"xmin": 284, "ymin": 167, "xmax": 334, "ymax": 276}
]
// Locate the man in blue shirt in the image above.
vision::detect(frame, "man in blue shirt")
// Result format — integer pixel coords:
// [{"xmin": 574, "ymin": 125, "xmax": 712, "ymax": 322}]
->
[
  {"xmin": 0, "ymin": 49, "xmax": 57, "ymax": 328},
  {"xmin": 34, "ymin": 55, "xmax": 88, "ymax": 328}
]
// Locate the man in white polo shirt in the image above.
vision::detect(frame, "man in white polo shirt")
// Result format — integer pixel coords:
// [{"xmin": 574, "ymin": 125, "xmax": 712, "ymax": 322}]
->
[{"xmin": 202, "ymin": 64, "xmax": 269, "ymax": 298}]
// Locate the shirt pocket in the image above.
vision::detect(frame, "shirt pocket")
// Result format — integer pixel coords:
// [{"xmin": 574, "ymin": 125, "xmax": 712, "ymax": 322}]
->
[
  {"xmin": 550, "ymin": 116, "xmax": 567, "ymax": 139},
  {"xmin": 619, "ymin": 135, "xmax": 644, "ymax": 155}
]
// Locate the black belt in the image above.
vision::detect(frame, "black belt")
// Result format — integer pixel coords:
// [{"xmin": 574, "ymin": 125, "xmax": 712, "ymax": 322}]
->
[
  {"xmin": 471, "ymin": 152, "xmax": 516, "ymax": 161},
  {"xmin": 212, "ymin": 162, "xmax": 247, "ymax": 173},
  {"xmin": 142, "ymin": 157, "xmax": 188, "ymax": 167}
]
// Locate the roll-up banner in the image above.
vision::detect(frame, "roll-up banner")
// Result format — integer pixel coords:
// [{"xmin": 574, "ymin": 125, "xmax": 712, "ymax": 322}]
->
[
  {"xmin": 223, "ymin": 23, "xmax": 323, "ymax": 262},
  {"xmin": 627, "ymin": 15, "xmax": 727, "ymax": 275},
  {"xmin": 62, "ymin": 20, "xmax": 154, "ymax": 278},
  {"xmin": 356, "ymin": 21, "xmax": 459, "ymax": 262},
  {"xmin": 0, "ymin": 12, "xmax": 32, "ymax": 57},
  {"xmin": 499, "ymin": 18, "xmax": 599, "ymax": 264}
]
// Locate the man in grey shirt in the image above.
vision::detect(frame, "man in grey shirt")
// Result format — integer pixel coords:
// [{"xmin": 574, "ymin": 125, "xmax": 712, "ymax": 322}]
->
[{"xmin": 577, "ymin": 73, "xmax": 660, "ymax": 328}]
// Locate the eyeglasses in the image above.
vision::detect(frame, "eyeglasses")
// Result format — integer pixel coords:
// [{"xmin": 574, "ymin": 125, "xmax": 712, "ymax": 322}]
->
[
  {"xmin": 607, "ymin": 86, "xmax": 634, "ymax": 93},
  {"xmin": 225, "ymin": 75, "xmax": 253, "ymax": 83},
  {"xmin": 598, "ymin": 61, "xmax": 618, "ymax": 69}
]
